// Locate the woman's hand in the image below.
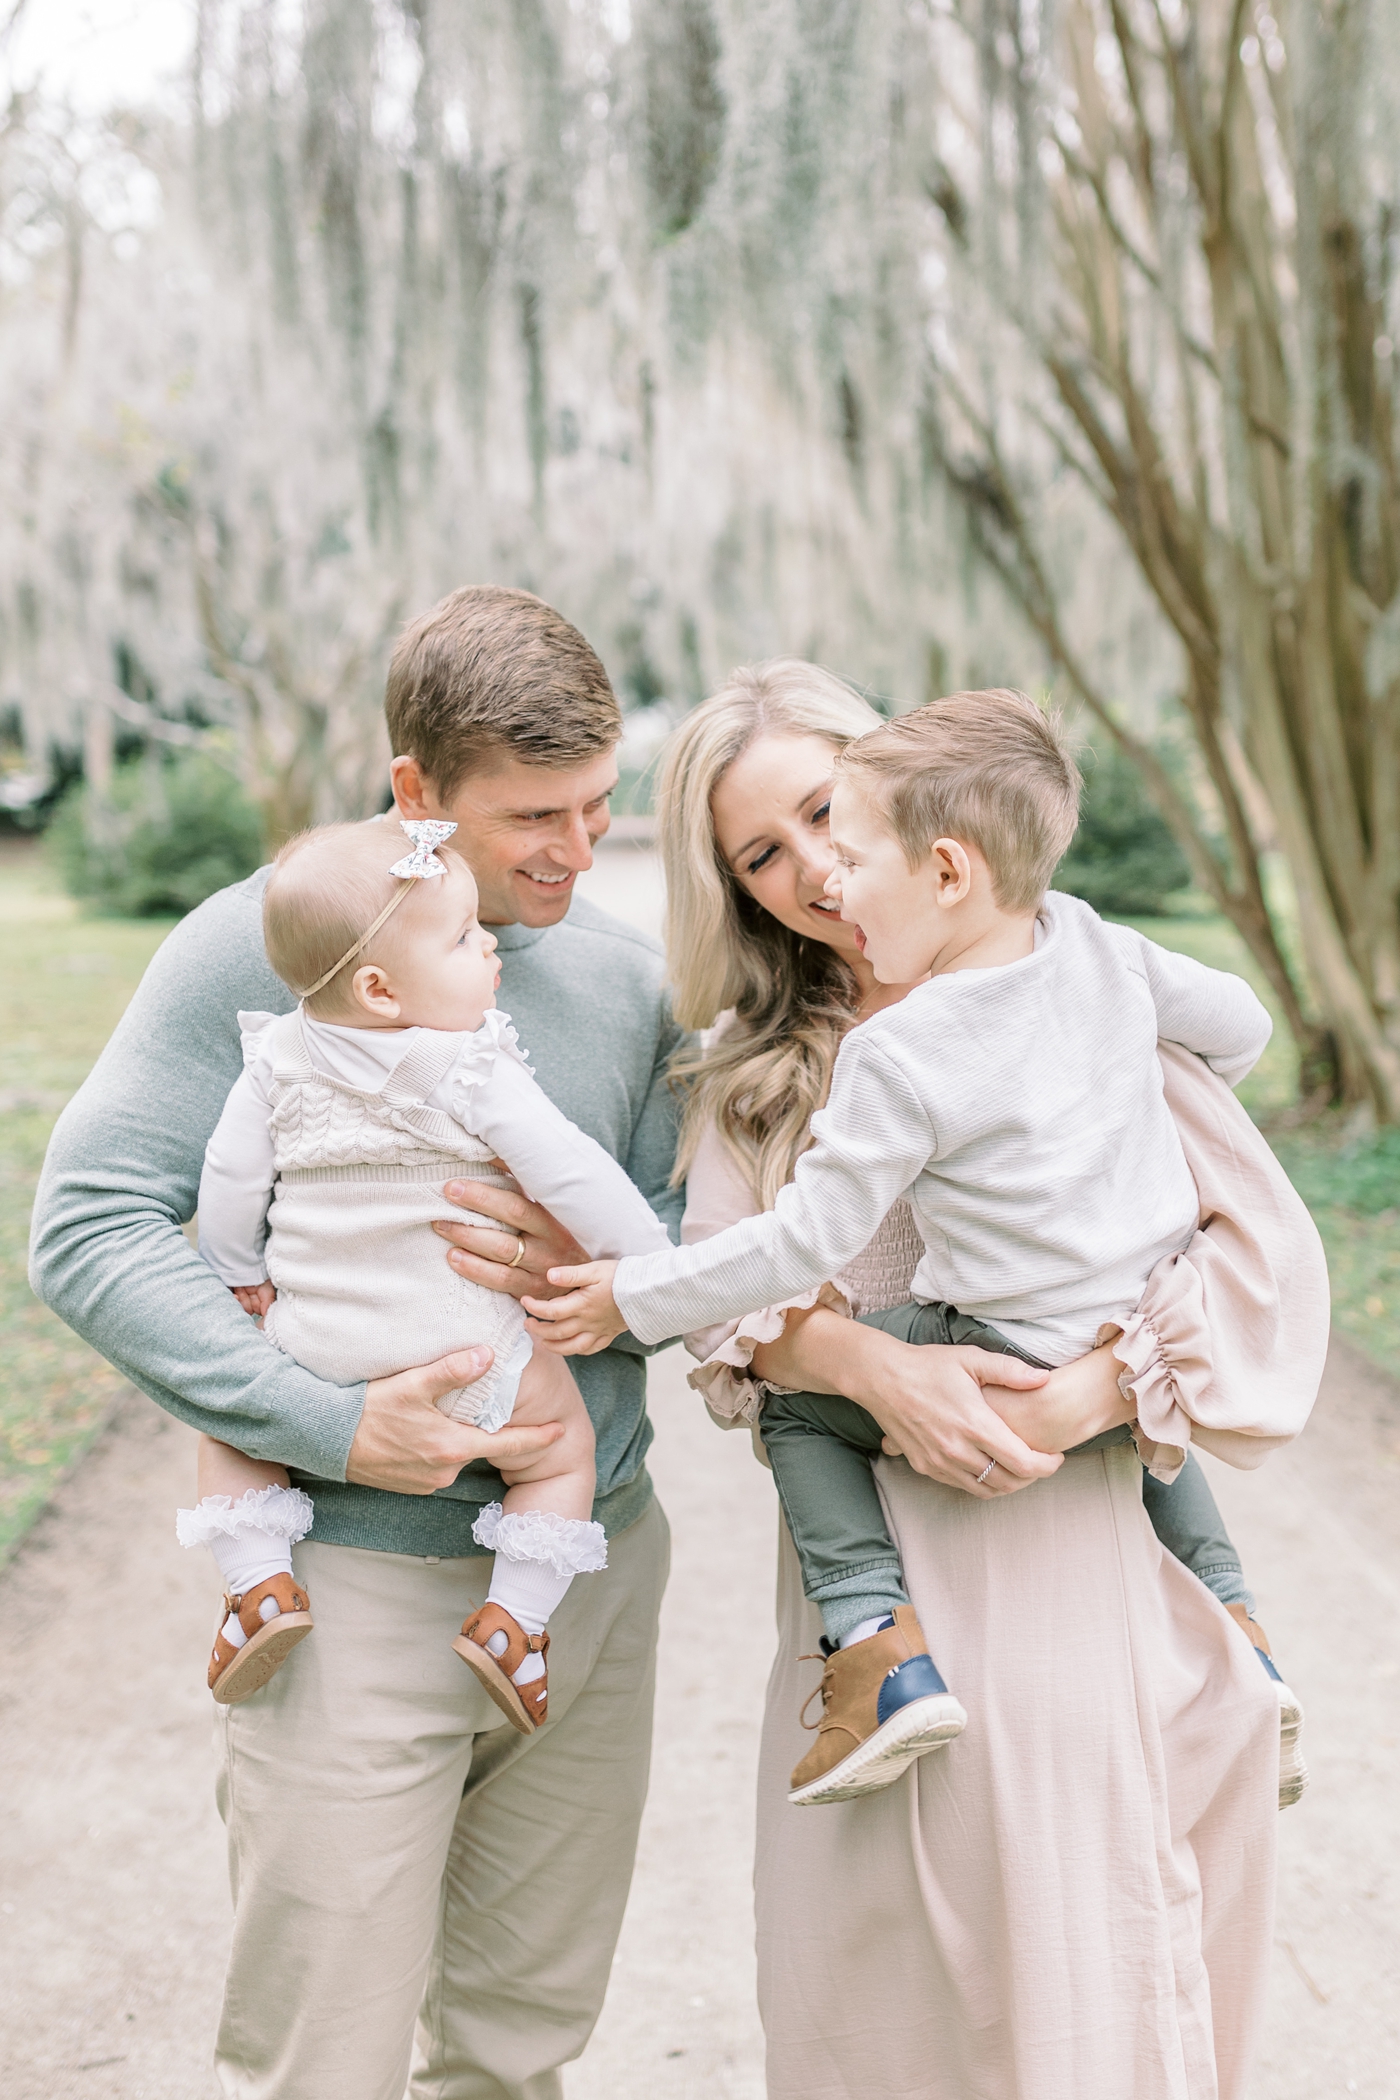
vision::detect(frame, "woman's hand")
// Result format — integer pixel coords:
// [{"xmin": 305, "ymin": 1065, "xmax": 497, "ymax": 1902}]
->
[
  {"xmin": 431, "ymin": 1178, "xmax": 587, "ymax": 1302},
  {"xmin": 855, "ymin": 1340, "xmax": 1065, "ymax": 1494},
  {"xmin": 752, "ymin": 1307, "xmax": 1062, "ymax": 1496},
  {"xmin": 347, "ymin": 1345, "xmax": 563, "ymax": 1494},
  {"xmin": 984, "ymin": 1339, "xmax": 1134, "ymax": 1454}
]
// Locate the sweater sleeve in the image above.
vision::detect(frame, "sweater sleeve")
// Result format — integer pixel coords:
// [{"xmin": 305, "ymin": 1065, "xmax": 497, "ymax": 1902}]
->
[
  {"xmin": 27, "ymin": 878, "xmax": 371, "ymax": 1479},
  {"xmin": 613, "ymin": 1034, "xmax": 932, "ymax": 1345},
  {"xmin": 1106, "ymin": 924, "xmax": 1272, "ymax": 1084},
  {"xmin": 462, "ymin": 1052, "xmax": 674, "ymax": 1260}
]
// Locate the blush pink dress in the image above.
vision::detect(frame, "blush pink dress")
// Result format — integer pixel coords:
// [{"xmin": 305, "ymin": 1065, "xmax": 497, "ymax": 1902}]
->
[{"xmin": 682, "ymin": 1045, "xmax": 1328, "ymax": 2100}]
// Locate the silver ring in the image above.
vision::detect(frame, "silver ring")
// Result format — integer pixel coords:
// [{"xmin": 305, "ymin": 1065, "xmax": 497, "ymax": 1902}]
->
[{"xmin": 975, "ymin": 1457, "xmax": 996, "ymax": 1485}]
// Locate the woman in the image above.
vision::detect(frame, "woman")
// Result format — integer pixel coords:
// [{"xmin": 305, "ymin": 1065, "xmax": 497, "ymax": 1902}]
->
[{"xmin": 656, "ymin": 659, "xmax": 1326, "ymax": 2099}]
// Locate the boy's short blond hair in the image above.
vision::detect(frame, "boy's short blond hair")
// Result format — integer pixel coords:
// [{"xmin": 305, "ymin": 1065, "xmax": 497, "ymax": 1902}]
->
[
  {"xmin": 263, "ymin": 820, "xmax": 464, "ymax": 1015},
  {"xmin": 837, "ymin": 689, "xmax": 1081, "ymax": 911}
]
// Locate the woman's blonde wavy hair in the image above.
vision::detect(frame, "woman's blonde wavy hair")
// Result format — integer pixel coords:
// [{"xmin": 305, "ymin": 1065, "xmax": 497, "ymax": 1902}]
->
[{"xmin": 659, "ymin": 659, "xmax": 882, "ymax": 1207}]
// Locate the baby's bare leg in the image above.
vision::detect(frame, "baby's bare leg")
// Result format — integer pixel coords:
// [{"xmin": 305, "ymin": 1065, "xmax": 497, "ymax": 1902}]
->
[
  {"xmin": 179, "ymin": 1438, "xmax": 315, "ymax": 1691},
  {"xmin": 493, "ymin": 1347, "xmax": 595, "ymax": 1522},
  {"xmin": 197, "ymin": 1433, "xmax": 291, "ymax": 1502}
]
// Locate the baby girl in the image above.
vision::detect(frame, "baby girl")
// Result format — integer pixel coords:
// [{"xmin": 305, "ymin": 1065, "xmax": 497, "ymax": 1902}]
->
[{"xmin": 177, "ymin": 816, "xmax": 671, "ymax": 1731}]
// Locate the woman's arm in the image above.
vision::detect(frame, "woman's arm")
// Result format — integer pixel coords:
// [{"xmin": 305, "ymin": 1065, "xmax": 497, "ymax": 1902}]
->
[{"xmin": 984, "ymin": 1341, "xmax": 1135, "ymax": 1452}]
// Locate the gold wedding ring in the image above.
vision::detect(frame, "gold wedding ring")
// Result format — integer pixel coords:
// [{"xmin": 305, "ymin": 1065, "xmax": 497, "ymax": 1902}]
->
[{"xmin": 508, "ymin": 1235, "xmax": 528, "ymax": 1270}]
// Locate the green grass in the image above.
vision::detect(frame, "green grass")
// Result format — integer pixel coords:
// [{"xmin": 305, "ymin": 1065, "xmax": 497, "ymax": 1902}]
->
[
  {"xmin": 1267, "ymin": 1121, "xmax": 1400, "ymax": 1374},
  {"xmin": 1119, "ymin": 910, "xmax": 1399, "ymax": 1376},
  {"xmin": 0, "ymin": 840, "xmax": 176, "ymax": 1563}
]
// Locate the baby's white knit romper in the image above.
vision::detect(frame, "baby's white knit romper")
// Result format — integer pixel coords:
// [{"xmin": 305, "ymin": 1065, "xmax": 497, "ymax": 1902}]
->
[{"xmin": 254, "ymin": 1008, "xmax": 533, "ymax": 1431}]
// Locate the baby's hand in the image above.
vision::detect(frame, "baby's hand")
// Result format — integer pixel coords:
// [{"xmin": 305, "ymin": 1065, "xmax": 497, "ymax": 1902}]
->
[
  {"xmin": 521, "ymin": 1262, "xmax": 626, "ymax": 1355},
  {"xmin": 231, "ymin": 1281, "xmax": 276, "ymax": 1318}
]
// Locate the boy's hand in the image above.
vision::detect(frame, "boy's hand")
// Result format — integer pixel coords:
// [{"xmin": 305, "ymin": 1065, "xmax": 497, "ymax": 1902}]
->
[
  {"xmin": 521, "ymin": 1262, "xmax": 626, "ymax": 1355},
  {"xmin": 231, "ymin": 1281, "xmax": 276, "ymax": 1318}
]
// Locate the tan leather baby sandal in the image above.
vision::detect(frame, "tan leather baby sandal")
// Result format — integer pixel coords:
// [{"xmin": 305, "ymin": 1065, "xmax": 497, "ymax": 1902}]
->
[
  {"xmin": 209, "ymin": 1574, "xmax": 314, "ymax": 1705},
  {"xmin": 453, "ymin": 1602, "xmax": 549, "ymax": 1734}
]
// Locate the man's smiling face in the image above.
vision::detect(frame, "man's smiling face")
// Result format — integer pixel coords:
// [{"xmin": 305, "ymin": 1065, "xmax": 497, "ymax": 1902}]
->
[{"xmin": 390, "ymin": 746, "xmax": 618, "ymax": 927}]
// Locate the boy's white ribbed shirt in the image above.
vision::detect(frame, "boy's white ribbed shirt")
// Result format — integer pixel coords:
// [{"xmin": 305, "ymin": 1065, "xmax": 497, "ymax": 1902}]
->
[{"xmin": 613, "ymin": 893, "xmax": 1272, "ymax": 1363}]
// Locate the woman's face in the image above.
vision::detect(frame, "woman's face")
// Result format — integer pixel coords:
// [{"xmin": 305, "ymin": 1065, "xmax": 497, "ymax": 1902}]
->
[{"xmin": 710, "ymin": 732, "xmax": 859, "ymax": 961}]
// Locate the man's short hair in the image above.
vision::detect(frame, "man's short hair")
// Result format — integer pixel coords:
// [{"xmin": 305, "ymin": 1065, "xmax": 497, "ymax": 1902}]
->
[
  {"xmin": 385, "ymin": 586, "xmax": 623, "ymax": 797},
  {"xmin": 837, "ymin": 688, "xmax": 1081, "ymax": 911}
]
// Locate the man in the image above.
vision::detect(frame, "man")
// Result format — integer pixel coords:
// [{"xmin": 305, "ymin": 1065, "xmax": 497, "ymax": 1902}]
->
[{"xmin": 30, "ymin": 587, "xmax": 685, "ymax": 2099}]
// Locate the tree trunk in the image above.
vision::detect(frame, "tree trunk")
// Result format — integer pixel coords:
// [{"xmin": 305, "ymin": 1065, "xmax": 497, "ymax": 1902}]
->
[{"xmin": 929, "ymin": 0, "xmax": 1400, "ymax": 1116}]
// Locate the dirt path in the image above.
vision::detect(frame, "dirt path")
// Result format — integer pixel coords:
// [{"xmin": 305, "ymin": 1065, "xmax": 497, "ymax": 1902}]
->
[{"xmin": 0, "ymin": 1338, "xmax": 1395, "ymax": 2098}]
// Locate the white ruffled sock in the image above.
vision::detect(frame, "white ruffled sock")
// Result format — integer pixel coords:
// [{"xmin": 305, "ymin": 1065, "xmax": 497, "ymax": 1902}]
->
[
  {"xmin": 472, "ymin": 1504, "xmax": 607, "ymax": 1686},
  {"xmin": 176, "ymin": 1487, "xmax": 314, "ymax": 1645}
]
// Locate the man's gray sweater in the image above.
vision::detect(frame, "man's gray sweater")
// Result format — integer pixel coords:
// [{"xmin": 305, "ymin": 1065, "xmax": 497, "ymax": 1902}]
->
[{"xmin": 28, "ymin": 871, "xmax": 686, "ymax": 1556}]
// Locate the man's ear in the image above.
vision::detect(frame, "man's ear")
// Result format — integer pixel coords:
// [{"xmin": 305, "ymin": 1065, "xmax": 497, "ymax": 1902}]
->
[
  {"xmin": 930, "ymin": 838, "xmax": 973, "ymax": 906},
  {"xmin": 390, "ymin": 754, "xmax": 446, "ymax": 820},
  {"xmin": 350, "ymin": 964, "xmax": 402, "ymax": 1019}
]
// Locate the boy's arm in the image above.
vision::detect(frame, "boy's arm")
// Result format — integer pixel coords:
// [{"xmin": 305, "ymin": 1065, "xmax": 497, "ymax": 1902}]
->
[
  {"xmin": 608, "ymin": 1038, "xmax": 933, "ymax": 1346},
  {"xmin": 27, "ymin": 884, "xmax": 368, "ymax": 1477},
  {"xmin": 196, "ymin": 1067, "xmax": 278, "ymax": 1287},
  {"xmin": 1109, "ymin": 925, "xmax": 1273, "ymax": 1084}
]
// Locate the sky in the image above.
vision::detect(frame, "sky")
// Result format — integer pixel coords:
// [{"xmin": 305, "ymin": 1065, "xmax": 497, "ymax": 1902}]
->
[{"xmin": 2, "ymin": 0, "xmax": 195, "ymax": 113}]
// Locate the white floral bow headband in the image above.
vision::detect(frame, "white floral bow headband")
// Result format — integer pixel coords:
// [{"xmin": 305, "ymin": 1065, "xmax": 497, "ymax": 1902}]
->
[{"xmin": 299, "ymin": 819, "xmax": 459, "ymax": 999}]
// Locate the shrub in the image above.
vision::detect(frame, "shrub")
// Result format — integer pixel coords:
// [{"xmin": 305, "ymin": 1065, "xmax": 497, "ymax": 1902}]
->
[
  {"xmin": 47, "ymin": 752, "xmax": 265, "ymax": 916},
  {"xmin": 1275, "ymin": 1122, "xmax": 1400, "ymax": 1218},
  {"xmin": 1053, "ymin": 743, "xmax": 1192, "ymax": 918}
]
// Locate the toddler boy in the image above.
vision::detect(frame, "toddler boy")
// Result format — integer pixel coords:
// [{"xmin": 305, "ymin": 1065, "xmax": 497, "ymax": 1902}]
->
[{"xmin": 529, "ymin": 691, "xmax": 1303, "ymax": 1807}]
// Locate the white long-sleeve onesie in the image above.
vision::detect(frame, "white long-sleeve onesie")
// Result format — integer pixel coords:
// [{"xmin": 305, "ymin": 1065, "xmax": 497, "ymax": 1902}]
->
[
  {"xmin": 613, "ymin": 893, "xmax": 1273, "ymax": 1364},
  {"xmin": 199, "ymin": 1005, "xmax": 672, "ymax": 1430}
]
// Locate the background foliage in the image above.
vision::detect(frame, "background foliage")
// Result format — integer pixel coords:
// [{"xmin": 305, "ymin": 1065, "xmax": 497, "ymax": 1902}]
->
[
  {"xmin": 5, "ymin": 0, "xmax": 1397, "ymax": 1108},
  {"xmin": 1054, "ymin": 744, "xmax": 1192, "ymax": 917}
]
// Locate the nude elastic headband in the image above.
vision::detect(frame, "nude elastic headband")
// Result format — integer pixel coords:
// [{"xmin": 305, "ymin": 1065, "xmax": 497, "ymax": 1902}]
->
[{"xmin": 297, "ymin": 819, "xmax": 458, "ymax": 999}]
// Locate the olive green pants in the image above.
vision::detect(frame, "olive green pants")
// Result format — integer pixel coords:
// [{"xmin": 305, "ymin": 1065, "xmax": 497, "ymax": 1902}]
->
[{"xmin": 759, "ymin": 1301, "xmax": 1248, "ymax": 1645}]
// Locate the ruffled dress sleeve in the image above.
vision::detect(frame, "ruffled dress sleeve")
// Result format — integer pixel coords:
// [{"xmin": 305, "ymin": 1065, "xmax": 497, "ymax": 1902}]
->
[
  {"xmin": 236, "ymin": 1009, "xmax": 283, "ymax": 1072},
  {"xmin": 680, "ymin": 1122, "xmax": 852, "ymax": 1427},
  {"xmin": 1113, "ymin": 1042, "xmax": 1330, "ymax": 1480},
  {"xmin": 445, "ymin": 1006, "xmax": 535, "ymax": 1125}
]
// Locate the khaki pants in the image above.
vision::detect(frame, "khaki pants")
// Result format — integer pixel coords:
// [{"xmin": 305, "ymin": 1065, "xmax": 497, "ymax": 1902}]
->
[{"xmin": 213, "ymin": 1501, "xmax": 669, "ymax": 2100}]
